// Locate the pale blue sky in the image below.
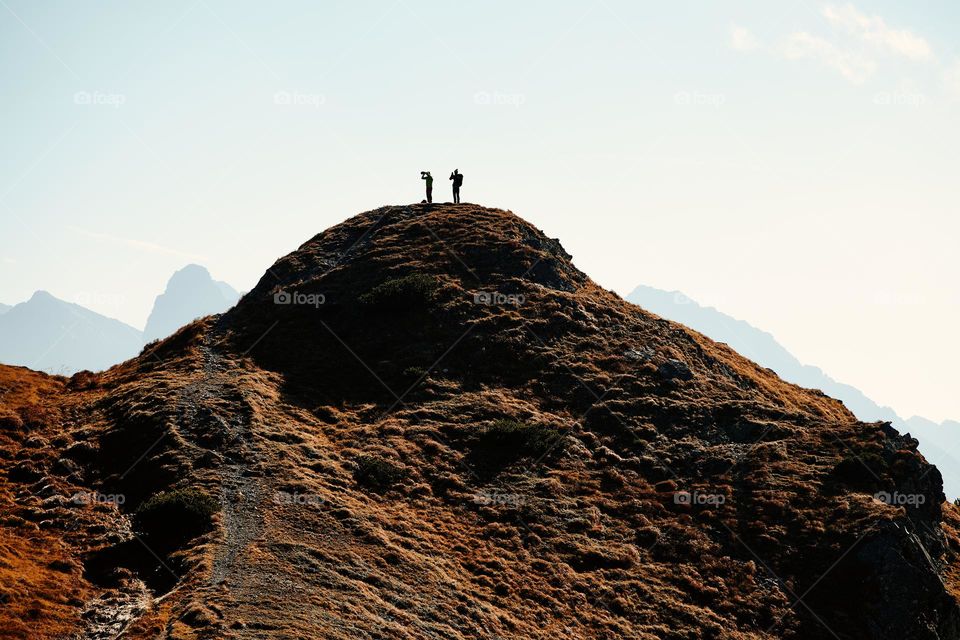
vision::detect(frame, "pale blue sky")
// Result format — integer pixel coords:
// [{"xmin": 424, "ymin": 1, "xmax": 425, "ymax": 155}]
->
[{"xmin": 1, "ymin": 0, "xmax": 958, "ymax": 421}]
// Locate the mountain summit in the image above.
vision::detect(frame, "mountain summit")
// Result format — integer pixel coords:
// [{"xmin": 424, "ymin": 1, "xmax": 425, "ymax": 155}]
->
[{"xmin": 2, "ymin": 204, "xmax": 959, "ymax": 639}]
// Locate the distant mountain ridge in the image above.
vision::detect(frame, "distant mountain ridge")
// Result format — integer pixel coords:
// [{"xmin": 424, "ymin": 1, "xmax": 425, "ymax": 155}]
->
[
  {"xmin": 0, "ymin": 291, "xmax": 142, "ymax": 374},
  {"xmin": 143, "ymin": 264, "xmax": 240, "ymax": 343},
  {"xmin": 627, "ymin": 284, "xmax": 960, "ymax": 499},
  {"xmin": 0, "ymin": 265, "xmax": 240, "ymax": 375}
]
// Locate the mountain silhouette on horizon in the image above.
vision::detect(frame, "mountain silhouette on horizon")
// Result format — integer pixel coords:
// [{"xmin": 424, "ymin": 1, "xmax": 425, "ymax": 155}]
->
[
  {"xmin": 2, "ymin": 204, "xmax": 958, "ymax": 639},
  {"xmin": 0, "ymin": 266, "xmax": 240, "ymax": 376},
  {"xmin": 143, "ymin": 264, "xmax": 240, "ymax": 344},
  {"xmin": 0, "ymin": 290, "xmax": 142, "ymax": 374},
  {"xmin": 627, "ymin": 284, "xmax": 960, "ymax": 499}
]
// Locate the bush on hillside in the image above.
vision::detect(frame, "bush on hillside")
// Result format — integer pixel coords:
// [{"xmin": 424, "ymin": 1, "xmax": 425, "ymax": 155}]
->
[
  {"xmin": 470, "ymin": 419, "xmax": 567, "ymax": 474},
  {"xmin": 354, "ymin": 455, "xmax": 407, "ymax": 491},
  {"xmin": 134, "ymin": 488, "xmax": 219, "ymax": 551},
  {"xmin": 358, "ymin": 273, "xmax": 437, "ymax": 311}
]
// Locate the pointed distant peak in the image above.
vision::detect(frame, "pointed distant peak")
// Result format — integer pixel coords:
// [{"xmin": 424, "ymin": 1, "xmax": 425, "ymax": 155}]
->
[
  {"xmin": 160, "ymin": 264, "xmax": 238, "ymax": 301},
  {"xmin": 29, "ymin": 290, "xmax": 60, "ymax": 303},
  {"xmin": 144, "ymin": 264, "xmax": 240, "ymax": 343},
  {"xmin": 167, "ymin": 264, "xmax": 213, "ymax": 285},
  {"xmin": 175, "ymin": 263, "xmax": 211, "ymax": 276}
]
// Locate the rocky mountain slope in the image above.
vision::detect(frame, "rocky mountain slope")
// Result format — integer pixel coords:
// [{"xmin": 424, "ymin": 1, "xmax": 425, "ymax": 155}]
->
[
  {"xmin": 626, "ymin": 284, "xmax": 960, "ymax": 500},
  {"xmin": 2, "ymin": 204, "xmax": 959, "ymax": 639},
  {"xmin": 626, "ymin": 285, "xmax": 903, "ymax": 425}
]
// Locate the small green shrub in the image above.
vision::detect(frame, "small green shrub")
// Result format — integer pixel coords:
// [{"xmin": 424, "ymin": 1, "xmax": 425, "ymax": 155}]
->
[
  {"xmin": 470, "ymin": 419, "xmax": 567, "ymax": 474},
  {"xmin": 354, "ymin": 455, "xmax": 407, "ymax": 490},
  {"xmin": 358, "ymin": 273, "xmax": 437, "ymax": 310},
  {"xmin": 402, "ymin": 366, "xmax": 428, "ymax": 382},
  {"xmin": 134, "ymin": 488, "xmax": 219, "ymax": 551}
]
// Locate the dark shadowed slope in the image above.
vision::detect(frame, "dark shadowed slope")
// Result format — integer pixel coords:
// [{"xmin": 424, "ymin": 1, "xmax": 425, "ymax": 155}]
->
[
  {"xmin": 0, "ymin": 291, "xmax": 142, "ymax": 374},
  {"xmin": 2, "ymin": 204, "xmax": 959, "ymax": 640}
]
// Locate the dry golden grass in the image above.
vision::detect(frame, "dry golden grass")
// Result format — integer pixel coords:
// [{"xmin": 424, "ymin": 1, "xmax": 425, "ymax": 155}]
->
[{"xmin": 0, "ymin": 204, "xmax": 956, "ymax": 639}]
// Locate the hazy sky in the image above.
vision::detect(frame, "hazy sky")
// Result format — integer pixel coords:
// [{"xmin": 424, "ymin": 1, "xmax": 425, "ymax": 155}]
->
[{"xmin": 1, "ymin": 0, "xmax": 958, "ymax": 422}]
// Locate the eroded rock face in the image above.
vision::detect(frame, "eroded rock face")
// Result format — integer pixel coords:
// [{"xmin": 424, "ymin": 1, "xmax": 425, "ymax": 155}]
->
[
  {"xmin": 1, "ymin": 204, "xmax": 959, "ymax": 639},
  {"xmin": 658, "ymin": 358, "xmax": 693, "ymax": 382},
  {"xmin": 849, "ymin": 523, "xmax": 956, "ymax": 639}
]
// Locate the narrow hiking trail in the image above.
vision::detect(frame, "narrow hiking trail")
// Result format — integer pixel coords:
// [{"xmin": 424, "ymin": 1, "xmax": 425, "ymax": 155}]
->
[
  {"xmin": 80, "ymin": 327, "xmax": 267, "ymax": 638},
  {"xmin": 190, "ymin": 333, "xmax": 267, "ymax": 587}
]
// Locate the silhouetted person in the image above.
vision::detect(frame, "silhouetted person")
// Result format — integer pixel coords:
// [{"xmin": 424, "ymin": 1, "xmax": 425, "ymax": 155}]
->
[
  {"xmin": 449, "ymin": 169, "xmax": 463, "ymax": 203},
  {"xmin": 420, "ymin": 171, "xmax": 433, "ymax": 204}
]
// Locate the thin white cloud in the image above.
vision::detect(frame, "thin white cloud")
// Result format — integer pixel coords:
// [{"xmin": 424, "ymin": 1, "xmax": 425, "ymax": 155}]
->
[
  {"xmin": 822, "ymin": 4, "xmax": 934, "ymax": 61},
  {"xmin": 782, "ymin": 31, "xmax": 877, "ymax": 84},
  {"xmin": 730, "ymin": 25, "xmax": 760, "ymax": 52},
  {"xmin": 740, "ymin": 5, "xmax": 938, "ymax": 85},
  {"xmin": 67, "ymin": 226, "xmax": 209, "ymax": 262}
]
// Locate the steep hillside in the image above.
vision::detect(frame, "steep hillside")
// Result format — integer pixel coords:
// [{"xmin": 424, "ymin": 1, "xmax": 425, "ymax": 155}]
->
[
  {"xmin": 2, "ymin": 204, "xmax": 958, "ymax": 640},
  {"xmin": 626, "ymin": 284, "xmax": 960, "ymax": 499}
]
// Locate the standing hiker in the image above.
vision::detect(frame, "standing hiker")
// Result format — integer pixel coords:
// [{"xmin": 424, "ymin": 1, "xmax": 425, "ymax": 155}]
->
[
  {"xmin": 420, "ymin": 171, "xmax": 433, "ymax": 204},
  {"xmin": 449, "ymin": 169, "xmax": 463, "ymax": 204}
]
